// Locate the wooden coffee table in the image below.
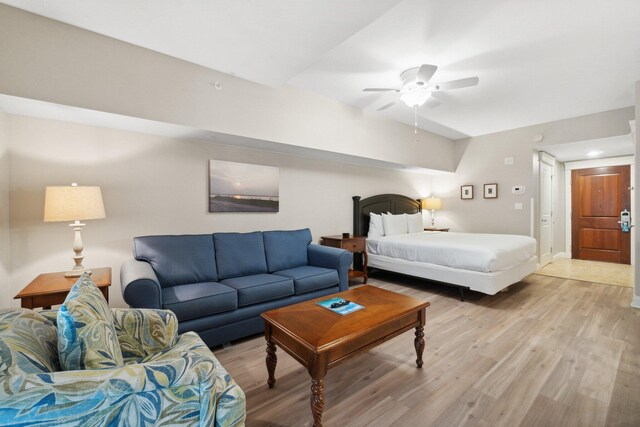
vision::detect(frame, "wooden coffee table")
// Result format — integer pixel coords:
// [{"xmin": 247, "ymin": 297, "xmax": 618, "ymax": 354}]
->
[{"xmin": 261, "ymin": 285, "xmax": 430, "ymax": 427}]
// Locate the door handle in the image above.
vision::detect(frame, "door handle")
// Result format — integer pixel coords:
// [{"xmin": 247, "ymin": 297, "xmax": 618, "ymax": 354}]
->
[{"xmin": 619, "ymin": 209, "xmax": 631, "ymax": 232}]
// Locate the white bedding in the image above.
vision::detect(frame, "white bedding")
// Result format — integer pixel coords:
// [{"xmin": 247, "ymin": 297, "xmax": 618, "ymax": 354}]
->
[{"xmin": 367, "ymin": 231, "xmax": 536, "ymax": 273}]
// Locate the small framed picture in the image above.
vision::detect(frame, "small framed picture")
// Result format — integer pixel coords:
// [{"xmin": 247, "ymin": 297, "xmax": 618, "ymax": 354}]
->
[
  {"xmin": 461, "ymin": 185, "xmax": 474, "ymax": 200},
  {"xmin": 484, "ymin": 183, "xmax": 498, "ymax": 199}
]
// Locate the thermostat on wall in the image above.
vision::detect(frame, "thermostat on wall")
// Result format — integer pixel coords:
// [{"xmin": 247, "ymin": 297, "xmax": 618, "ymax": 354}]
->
[{"xmin": 512, "ymin": 186, "xmax": 525, "ymax": 194}]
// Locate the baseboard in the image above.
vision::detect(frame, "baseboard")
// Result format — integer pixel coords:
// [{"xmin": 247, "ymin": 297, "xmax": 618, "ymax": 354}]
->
[
  {"xmin": 552, "ymin": 252, "xmax": 568, "ymax": 261},
  {"xmin": 632, "ymin": 294, "xmax": 640, "ymax": 309}
]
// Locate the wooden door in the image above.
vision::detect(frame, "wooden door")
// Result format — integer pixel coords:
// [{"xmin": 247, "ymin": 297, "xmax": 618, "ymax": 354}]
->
[{"xmin": 571, "ymin": 165, "xmax": 630, "ymax": 264}]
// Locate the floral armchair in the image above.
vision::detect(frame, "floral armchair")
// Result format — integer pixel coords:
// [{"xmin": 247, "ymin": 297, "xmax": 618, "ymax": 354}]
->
[{"xmin": 0, "ymin": 306, "xmax": 246, "ymax": 426}]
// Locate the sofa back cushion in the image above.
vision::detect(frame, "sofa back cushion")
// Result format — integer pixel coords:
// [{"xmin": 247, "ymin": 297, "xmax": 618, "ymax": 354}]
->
[
  {"xmin": 0, "ymin": 308, "xmax": 60, "ymax": 376},
  {"xmin": 57, "ymin": 274, "xmax": 123, "ymax": 370},
  {"xmin": 134, "ymin": 234, "xmax": 218, "ymax": 287},
  {"xmin": 263, "ymin": 228, "xmax": 312, "ymax": 272},
  {"xmin": 214, "ymin": 231, "xmax": 268, "ymax": 279}
]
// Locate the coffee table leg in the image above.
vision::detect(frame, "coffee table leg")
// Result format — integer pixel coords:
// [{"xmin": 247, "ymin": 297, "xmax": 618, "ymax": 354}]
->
[
  {"xmin": 414, "ymin": 325, "xmax": 425, "ymax": 368},
  {"xmin": 310, "ymin": 377, "xmax": 325, "ymax": 427},
  {"xmin": 266, "ymin": 339, "xmax": 277, "ymax": 388}
]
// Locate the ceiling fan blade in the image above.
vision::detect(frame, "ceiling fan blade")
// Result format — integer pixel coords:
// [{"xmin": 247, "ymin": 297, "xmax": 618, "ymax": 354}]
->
[
  {"xmin": 363, "ymin": 88, "xmax": 400, "ymax": 92},
  {"xmin": 430, "ymin": 77, "xmax": 479, "ymax": 91},
  {"xmin": 416, "ymin": 64, "xmax": 438, "ymax": 84},
  {"xmin": 377, "ymin": 101, "xmax": 397, "ymax": 111}
]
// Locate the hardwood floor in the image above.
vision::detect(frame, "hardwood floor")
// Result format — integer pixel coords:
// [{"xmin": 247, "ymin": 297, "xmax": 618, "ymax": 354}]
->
[{"xmin": 213, "ymin": 272, "xmax": 640, "ymax": 427}]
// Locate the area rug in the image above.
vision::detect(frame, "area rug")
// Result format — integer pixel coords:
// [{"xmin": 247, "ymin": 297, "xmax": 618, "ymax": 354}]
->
[{"xmin": 536, "ymin": 258, "xmax": 632, "ymax": 287}]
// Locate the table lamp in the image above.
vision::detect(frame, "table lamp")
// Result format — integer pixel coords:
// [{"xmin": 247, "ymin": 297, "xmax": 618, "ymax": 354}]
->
[
  {"xmin": 423, "ymin": 197, "xmax": 442, "ymax": 227},
  {"xmin": 44, "ymin": 183, "xmax": 106, "ymax": 277}
]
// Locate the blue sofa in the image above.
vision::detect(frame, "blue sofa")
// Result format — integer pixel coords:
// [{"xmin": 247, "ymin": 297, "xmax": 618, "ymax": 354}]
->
[{"xmin": 121, "ymin": 228, "xmax": 351, "ymax": 347}]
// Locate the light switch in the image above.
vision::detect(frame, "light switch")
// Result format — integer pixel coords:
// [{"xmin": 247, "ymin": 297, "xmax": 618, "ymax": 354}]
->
[
  {"xmin": 512, "ymin": 186, "xmax": 525, "ymax": 194},
  {"xmin": 514, "ymin": 203, "xmax": 523, "ymax": 210},
  {"xmin": 504, "ymin": 157, "xmax": 514, "ymax": 165}
]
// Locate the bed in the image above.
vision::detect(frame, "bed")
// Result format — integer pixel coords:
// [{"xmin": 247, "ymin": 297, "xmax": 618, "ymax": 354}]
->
[{"xmin": 353, "ymin": 194, "xmax": 537, "ymax": 299}]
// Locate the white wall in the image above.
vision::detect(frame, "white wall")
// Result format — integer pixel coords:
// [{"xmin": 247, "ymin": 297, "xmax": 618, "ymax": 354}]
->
[
  {"xmin": 634, "ymin": 81, "xmax": 640, "ymax": 308},
  {"xmin": 0, "ymin": 4, "xmax": 455, "ymax": 173},
  {"xmin": 6, "ymin": 114, "xmax": 433, "ymax": 309},
  {"xmin": 554, "ymin": 159, "xmax": 566, "ymax": 257},
  {"xmin": 0, "ymin": 109, "xmax": 9, "ymax": 308}
]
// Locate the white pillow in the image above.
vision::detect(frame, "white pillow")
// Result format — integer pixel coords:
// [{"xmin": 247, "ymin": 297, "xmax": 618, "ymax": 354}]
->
[
  {"xmin": 407, "ymin": 212, "xmax": 423, "ymax": 233},
  {"xmin": 382, "ymin": 213, "xmax": 408, "ymax": 236},
  {"xmin": 368, "ymin": 213, "xmax": 384, "ymax": 238}
]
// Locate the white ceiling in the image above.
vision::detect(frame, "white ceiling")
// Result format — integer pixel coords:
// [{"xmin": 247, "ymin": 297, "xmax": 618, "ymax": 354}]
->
[
  {"xmin": 538, "ymin": 133, "xmax": 634, "ymax": 163},
  {"xmin": 1, "ymin": 0, "xmax": 639, "ymax": 140}
]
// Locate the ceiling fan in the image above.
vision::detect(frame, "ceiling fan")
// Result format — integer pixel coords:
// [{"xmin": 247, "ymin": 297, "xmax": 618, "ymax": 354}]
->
[{"xmin": 363, "ymin": 64, "xmax": 479, "ymax": 111}]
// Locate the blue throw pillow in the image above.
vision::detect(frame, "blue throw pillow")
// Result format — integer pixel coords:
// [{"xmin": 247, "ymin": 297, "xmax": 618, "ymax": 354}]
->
[{"xmin": 57, "ymin": 273, "xmax": 123, "ymax": 370}]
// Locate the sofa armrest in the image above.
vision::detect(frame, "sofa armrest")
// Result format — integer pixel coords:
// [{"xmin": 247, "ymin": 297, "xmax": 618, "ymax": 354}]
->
[
  {"xmin": 0, "ymin": 333, "xmax": 246, "ymax": 427},
  {"xmin": 111, "ymin": 308, "xmax": 178, "ymax": 360},
  {"xmin": 307, "ymin": 244, "xmax": 352, "ymax": 291},
  {"xmin": 120, "ymin": 259, "xmax": 162, "ymax": 309},
  {"xmin": 39, "ymin": 309, "xmax": 58, "ymax": 325}
]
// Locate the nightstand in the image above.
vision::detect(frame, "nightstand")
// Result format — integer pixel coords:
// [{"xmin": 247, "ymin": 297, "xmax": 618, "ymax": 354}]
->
[
  {"xmin": 15, "ymin": 267, "xmax": 112, "ymax": 309},
  {"xmin": 320, "ymin": 235, "xmax": 368, "ymax": 284},
  {"xmin": 424, "ymin": 227, "xmax": 450, "ymax": 232}
]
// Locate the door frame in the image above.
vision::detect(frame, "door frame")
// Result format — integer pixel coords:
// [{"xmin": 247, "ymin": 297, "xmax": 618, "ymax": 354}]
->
[
  {"xmin": 539, "ymin": 152, "xmax": 555, "ymax": 266},
  {"xmin": 564, "ymin": 155, "xmax": 634, "ymax": 265}
]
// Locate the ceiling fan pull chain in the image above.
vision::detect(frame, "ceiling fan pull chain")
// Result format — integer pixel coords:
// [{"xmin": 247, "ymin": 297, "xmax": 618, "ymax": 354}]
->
[{"xmin": 414, "ymin": 106, "xmax": 418, "ymax": 143}]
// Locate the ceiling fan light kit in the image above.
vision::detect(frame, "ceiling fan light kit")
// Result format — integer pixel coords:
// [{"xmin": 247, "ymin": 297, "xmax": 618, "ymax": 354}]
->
[
  {"xmin": 400, "ymin": 89, "xmax": 431, "ymax": 107},
  {"xmin": 364, "ymin": 64, "xmax": 479, "ymax": 111}
]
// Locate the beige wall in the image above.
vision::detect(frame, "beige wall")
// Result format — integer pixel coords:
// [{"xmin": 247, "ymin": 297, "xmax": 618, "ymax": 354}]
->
[
  {"xmin": 435, "ymin": 131, "xmax": 535, "ymax": 235},
  {"xmin": 0, "ymin": 110, "xmax": 9, "ymax": 308},
  {"xmin": 0, "ymin": 4, "xmax": 454, "ymax": 172},
  {"xmin": 6, "ymin": 114, "xmax": 433, "ymax": 309},
  {"xmin": 436, "ymin": 108, "xmax": 634, "ymax": 246}
]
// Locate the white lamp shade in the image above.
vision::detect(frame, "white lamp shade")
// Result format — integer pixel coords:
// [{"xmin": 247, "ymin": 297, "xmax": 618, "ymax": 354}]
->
[
  {"xmin": 44, "ymin": 185, "xmax": 106, "ymax": 222},
  {"xmin": 423, "ymin": 197, "xmax": 442, "ymax": 210}
]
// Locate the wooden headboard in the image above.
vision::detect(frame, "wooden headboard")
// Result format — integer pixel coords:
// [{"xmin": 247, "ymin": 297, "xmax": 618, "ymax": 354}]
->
[{"xmin": 353, "ymin": 194, "xmax": 422, "ymax": 237}]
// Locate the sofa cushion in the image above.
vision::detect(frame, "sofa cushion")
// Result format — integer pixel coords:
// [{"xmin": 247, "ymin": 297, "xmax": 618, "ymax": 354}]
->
[
  {"xmin": 0, "ymin": 309, "xmax": 60, "ymax": 375},
  {"xmin": 214, "ymin": 232, "xmax": 268, "ymax": 279},
  {"xmin": 57, "ymin": 274, "xmax": 123, "ymax": 370},
  {"xmin": 162, "ymin": 282, "xmax": 237, "ymax": 322},
  {"xmin": 134, "ymin": 234, "xmax": 217, "ymax": 287},
  {"xmin": 263, "ymin": 228, "xmax": 312, "ymax": 272},
  {"xmin": 273, "ymin": 266, "xmax": 339, "ymax": 295},
  {"xmin": 220, "ymin": 274, "xmax": 294, "ymax": 306}
]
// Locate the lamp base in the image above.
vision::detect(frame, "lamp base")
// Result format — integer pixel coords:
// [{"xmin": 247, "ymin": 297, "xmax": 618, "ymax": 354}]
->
[
  {"xmin": 66, "ymin": 223, "xmax": 92, "ymax": 278},
  {"xmin": 65, "ymin": 268, "xmax": 93, "ymax": 278}
]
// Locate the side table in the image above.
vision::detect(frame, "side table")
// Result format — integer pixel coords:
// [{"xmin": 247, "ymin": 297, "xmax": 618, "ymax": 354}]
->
[
  {"xmin": 15, "ymin": 267, "xmax": 112, "ymax": 309},
  {"xmin": 320, "ymin": 235, "xmax": 367, "ymax": 284},
  {"xmin": 424, "ymin": 227, "xmax": 450, "ymax": 232}
]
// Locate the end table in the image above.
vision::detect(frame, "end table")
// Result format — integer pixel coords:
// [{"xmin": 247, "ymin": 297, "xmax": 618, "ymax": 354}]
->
[
  {"xmin": 15, "ymin": 267, "xmax": 112, "ymax": 309},
  {"xmin": 320, "ymin": 235, "xmax": 368, "ymax": 284}
]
